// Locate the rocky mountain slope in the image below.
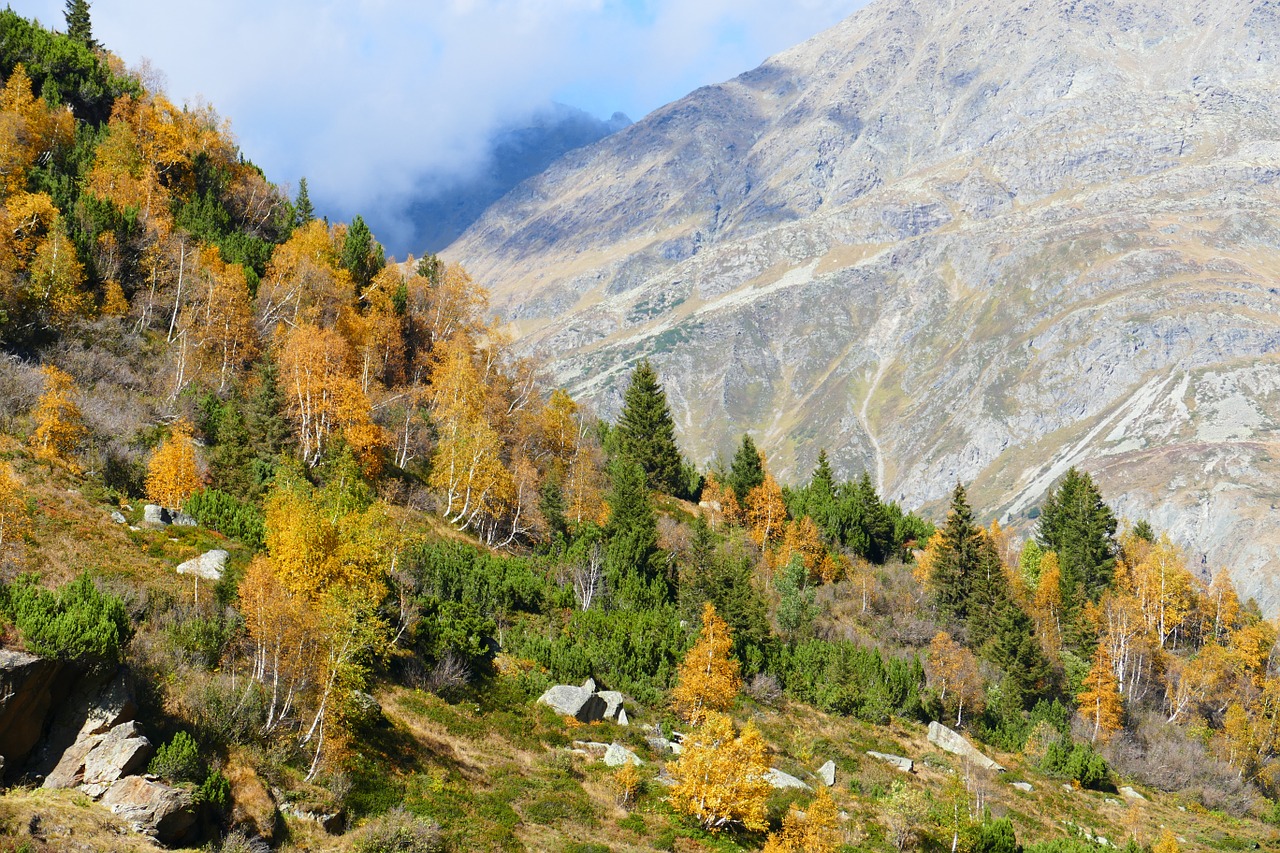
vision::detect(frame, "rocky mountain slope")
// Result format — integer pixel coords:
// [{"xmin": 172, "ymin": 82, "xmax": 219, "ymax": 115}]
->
[{"xmin": 447, "ymin": 0, "xmax": 1280, "ymax": 611}]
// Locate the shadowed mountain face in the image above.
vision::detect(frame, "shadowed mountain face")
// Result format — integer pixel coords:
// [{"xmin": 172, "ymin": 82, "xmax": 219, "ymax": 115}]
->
[
  {"xmin": 406, "ymin": 103, "xmax": 630, "ymax": 253},
  {"xmin": 447, "ymin": 0, "xmax": 1280, "ymax": 610}
]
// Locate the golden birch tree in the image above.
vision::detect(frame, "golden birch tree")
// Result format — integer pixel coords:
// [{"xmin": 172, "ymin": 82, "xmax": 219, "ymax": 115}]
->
[
  {"xmin": 30, "ymin": 365, "xmax": 86, "ymax": 467},
  {"xmin": 669, "ymin": 711, "xmax": 770, "ymax": 832},
  {"xmin": 1078, "ymin": 642, "xmax": 1124, "ymax": 741},
  {"xmin": 145, "ymin": 419, "xmax": 201, "ymax": 509},
  {"xmin": 672, "ymin": 602, "xmax": 742, "ymax": 724}
]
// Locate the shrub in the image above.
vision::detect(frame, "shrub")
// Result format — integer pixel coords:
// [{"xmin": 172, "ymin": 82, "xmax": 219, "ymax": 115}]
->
[
  {"xmin": 149, "ymin": 731, "xmax": 205, "ymax": 783},
  {"xmin": 352, "ymin": 807, "xmax": 444, "ymax": 853},
  {"xmin": 195, "ymin": 769, "xmax": 231, "ymax": 811},
  {"xmin": 185, "ymin": 489, "xmax": 265, "ymax": 550},
  {"xmin": 1039, "ymin": 738, "xmax": 1111, "ymax": 791},
  {"xmin": 0, "ymin": 572, "xmax": 131, "ymax": 672}
]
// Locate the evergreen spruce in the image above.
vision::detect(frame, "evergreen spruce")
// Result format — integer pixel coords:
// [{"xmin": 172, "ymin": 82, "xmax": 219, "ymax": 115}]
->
[
  {"xmin": 1037, "ymin": 467, "xmax": 1118, "ymax": 619},
  {"xmin": 63, "ymin": 0, "xmax": 94, "ymax": 47},
  {"xmin": 245, "ymin": 359, "xmax": 291, "ymax": 492},
  {"xmin": 615, "ymin": 360, "xmax": 685, "ymax": 495},
  {"xmin": 209, "ymin": 399, "xmax": 256, "ymax": 501},
  {"xmin": 834, "ymin": 472, "xmax": 894, "ymax": 563},
  {"xmin": 294, "ymin": 177, "xmax": 314, "ymax": 226},
  {"xmin": 929, "ymin": 483, "xmax": 982, "ymax": 621},
  {"xmin": 677, "ymin": 517, "xmax": 769, "ymax": 666},
  {"xmin": 726, "ymin": 434, "xmax": 764, "ymax": 504},
  {"xmin": 539, "ymin": 477, "xmax": 568, "ymax": 542},
  {"xmin": 988, "ymin": 598, "xmax": 1051, "ymax": 708},
  {"xmin": 340, "ymin": 214, "xmax": 384, "ymax": 292},
  {"xmin": 966, "ymin": 533, "xmax": 1013, "ymax": 649},
  {"xmin": 603, "ymin": 460, "xmax": 667, "ymax": 610}
]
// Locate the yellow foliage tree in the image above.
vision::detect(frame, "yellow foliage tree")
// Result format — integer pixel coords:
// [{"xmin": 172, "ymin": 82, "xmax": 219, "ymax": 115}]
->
[
  {"xmin": 745, "ymin": 471, "xmax": 786, "ymax": 548},
  {"xmin": 669, "ymin": 711, "xmax": 770, "ymax": 832},
  {"xmin": 0, "ymin": 461, "xmax": 26, "ymax": 548},
  {"xmin": 1078, "ymin": 642, "xmax": 1124, "ymax": 741},
  {"xmin": 0, "ymin": 65, "xmax": 73, "ymax": 198},
  {"xmin": 776, "ymin": 516, "xmax": 840, "ymax": 583},
  {"xmin": 145, "ymin": 419, "xmax": 201, "ymax": 509},
  {"xmin": 1128, "ymin": 536, "xmax": 1197, "ymax": 648},
  {"xmin": 1227, "ymin": 620, "xmax": 1276, "ymax": 688},
  {"xmin": 30, "ymin": 364, "xmax": 86, "ymax": 467},
  {"xmin": 672, "ymin": 602, "xmax": 742, "ymax": 724},
  {"xmin": 926, "ymin": 631, "xmax": 985, "ymax": 726},
  {"xmin": 1030, "ymin": 551, "xmax": 1063, "ymax": 654},
  {"xmin": 1152, "ymin": 829, "xmax": 1179, "ymax": 853},
  {"xmin": 762, "ymin": 787, "xmax": 841, "ymax": 853},
  {"xmin": 1204, "ymin": 567, "xmax": 1241, "ymax": 643}
]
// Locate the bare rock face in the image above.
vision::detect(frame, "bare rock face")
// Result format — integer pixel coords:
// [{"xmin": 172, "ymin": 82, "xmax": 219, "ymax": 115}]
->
[
  {"xmin": 0, "ymin": 650, "xmax": 64, "ymax": 772},
  {"xmin": 32, "ymin": 668, "xmax": 136, "ymax": 783},
  {"xmin": 80, "ymin": 721, "xmax": 153, "ymax": 792},
  {"xmin": 928, "ymin": 721, "xmax": 1005, "ymax": 772},
  {"xmin": 449, "ymin": 0, "xmax": 1280, "ymax": 613},
  {"xmin": 101, "ymin": 775, "xmax": 197, "ymax": 845}
]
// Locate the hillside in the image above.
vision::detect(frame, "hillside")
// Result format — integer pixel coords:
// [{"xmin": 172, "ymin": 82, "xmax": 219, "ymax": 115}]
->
[{"xmin": 446, "ymin": 0, "xmax": 1280, "ymax": 612}]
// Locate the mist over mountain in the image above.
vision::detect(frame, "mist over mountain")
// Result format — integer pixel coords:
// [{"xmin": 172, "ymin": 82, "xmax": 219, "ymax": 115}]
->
[
  {"xmin": 399, "ymin": 103, "xmax": 631, "ymax": 255},
  {"xmin": 448, "ymin": 0, "xmax": 1280, "ymax": 610}
]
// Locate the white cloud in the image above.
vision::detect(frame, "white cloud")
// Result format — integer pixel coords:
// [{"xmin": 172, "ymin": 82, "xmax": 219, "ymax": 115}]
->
[{"xmin": 8, "ymin": 0, "xmax": 863, "ymax": 253}]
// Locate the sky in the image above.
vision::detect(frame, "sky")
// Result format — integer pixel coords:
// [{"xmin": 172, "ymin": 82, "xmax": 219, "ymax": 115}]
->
[{"xmin": 11, "ymin": 0, "xmax": 865, "ymax": 255}]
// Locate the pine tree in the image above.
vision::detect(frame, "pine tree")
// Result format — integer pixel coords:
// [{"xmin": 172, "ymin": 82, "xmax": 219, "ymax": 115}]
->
[
  {"xmin": 614, "ymin": 360, "xmax": 684, "ymax": 494},
  {"xmin": 245, "ymin": 358, "xmax": 291, "ymax": 490},
  {"xmin": 64, "ymin": 0, "xmax": 95, "ymax": 47},
  {"xmin": 726, "ymin": 434, "xmax": 764, "ymax": 504},
  {"xmin": 340, "ymin": 214, "xmax": 384, "ymax": 292},
  {"xmin": 672, "ymin": 602, "xmax": 742, "ymax": 724},
  {"xmin": 1078, "ymin": 642, "xmax": 1123, "ymax": 741},
  {"xmin": 988, "ymin": 597, "xmax": 1051, "ymax": 709},
  {"xmin": 677, "ymin": 518, "xmax": 769, "ymax": 658},
  {"xmin": 967, "ymin": 533, "xmax": 1013, "ymax": 648},
  {"xmin": 927, "ymin": 483, "xmax": 982, "ymax": 621},
  {"xmin": 834, "ymin": 472, "xmax": 893, "ymax": 563},
  {"xmin": 603, "ymin": 460, "xmax": 665, "ymax": 610},
  {"xmin": 294, "ymin": 177, "xmax": 315, "ymax": 226},
  {"xmin": 209, "ymin": 398, "xmax": 257, "ymax": 501}
]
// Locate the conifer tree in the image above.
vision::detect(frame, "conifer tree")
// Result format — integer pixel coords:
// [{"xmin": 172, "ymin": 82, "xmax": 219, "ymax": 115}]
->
[
  {"xmin": 340, "ymin": 214, "xmax": 383, "ymax": 292},
  {"xmin": 967, "ymin": 533, "xmax": 1013, "ymax": 648},
  {"xmin": 1037, "ymin": 467, "xmax": 1118, "ymax": 611},
  {"xmin": 1078, "ymin": 642, "xmax": 1123, "ymax": 741},
  {"xmin": 726, "ymin": 434, "xmax": 764, "ymax": 504},
  {"xmin": 64, "ymin": 0, "xmax": 95, "ymax": 47},
  {"xmin": 209, "ymin": 398, "xmax": 256, "ymax": 501},
  {"xmin": 614, "ymin": 360, "xmax": 684, "ymax": 494},
  {"xmin": 603, "ymin": 460, "xmax": 665, "ymax": 610},
  {"xmin": 246, "ymin": 358, "xmax": 291, "ymax": 489},
  {"xmin": 988, "ymin": 596, "xmax": 1051, "ymax": 708},
  {"xmin": 294, "ymin": 177, "xmax": 314, "ymax": 226},
  {"xmin": 834, "ymin": 472, "xmax": 894, "ymax": 563},
  {"xmin": 927, "ymin": 482, "xmax": 982, "ymax": 621},
  {"xmin": 672, "ymin": 602, "xmax": 741, "ymax": 724}
]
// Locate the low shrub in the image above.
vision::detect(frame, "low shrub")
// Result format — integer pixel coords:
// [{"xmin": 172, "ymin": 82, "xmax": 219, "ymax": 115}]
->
[
  {"xmin": 149, "ymin": 731, "xmax": 205, "ymax": 783},
  {"xmin": 0, "ymin": 572, "xmax": 131, "ymax": 672}
]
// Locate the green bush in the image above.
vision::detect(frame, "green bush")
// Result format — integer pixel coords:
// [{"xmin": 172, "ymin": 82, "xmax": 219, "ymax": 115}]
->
[
  {"xmin": 149, "ymin": 731, "xmax": 205, "ymax": 784},
  {"xmin": 167, "ymin": 615, "xmax": 229, "ymax": 669},
  {"xmin": 1039, "ymin": 737, "xmax": 1111, "ymax": 791},
  {"xmin": 771, "ymin": 639, "xmax": 924, "ymax": 722},
  {"xmin": 194, "ymin": 769, "xmax": 231, "ymax": 811},
  {"xmin": 0, "ymin": 572, "xmax": 131, "ymax": 672},
  {"xmin": 184, "ymin": 489, "xmax": 265, "ymax": 550},
  {"xmin": 965, "ymin": 817, "xmax": 1021, "ymax": 853}
]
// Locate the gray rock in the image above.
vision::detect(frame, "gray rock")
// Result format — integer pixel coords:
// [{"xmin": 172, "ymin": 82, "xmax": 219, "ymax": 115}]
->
[
  {"xmin": 927, "ymin": 721, "xmax": 1005, "ymax": 772},
  {"xmin": 111, "ymin": 510, "xmax": 126, "ymax": 524},
  {"xmin": 617, "ymin": 707, "xmax": 629, "ymax": 726},
  {"xmin": 142, "ymin": 505, "xmax": 167, "ymax": 527},
  {"xmin": 866, "ymin": 751, "xmax": 913, "ymax": 773},
  {"xmin": 176, "ymin": 549, "xmax": 228, "ymax": 581},
  {"xmin": 33, "ymin": 668, "xmax": 137, "ymax": 783},
  {"xmin": 537, "ymin": 684, "xmax": 607, "ymax": 723},
  {"xmin": 581, "ymin": 677, "xmax": 597, "ymax": 693},
  {"xmin": 170, "ymin": 512, "xmax": 198, "ymax": 527},
  {"xmin": 597, "ymin": 689, "xmax": 625, "ymax": 720},
  {"xmin": 1012, "ymin": 782, "xmax": 1034, "ymax": 792},
  {"xmin": 279, "ymin": 801, "xmax": 344, "ymax": 833},
  {"xmin": 646, "ymin": 736, "xmax": 673, "ymax": 754},
  {"xmin": 1119, "ymin": 786, "xmax": 1146, "ymax": 801},
  {"xmin": 0, "ymin": 650, "xmax": 64, "ymax": 771},
  {"xmin": 818, "ymin": 760, "xmax": 837, "ymax": 786},
  {"xmin": 764, "ymin": 768, "xmax": 813, "ymax": 791},
  {"xmin": 102, "ymin": 775, "xmax": 197, "ymax": 845},
  {"xmin": 44, "ymin": 732, "xmax": 101, "ymax": 788},
  {"xmin": 654, "ymin": 768, "xmax": 677, "ymax": 788},
  {"xmin": 81, "ymin": 722, "xmax": 153, "ymax": 790},
  {"xmin": 570, "ymin": 741, "xmax": 609, "ymax": 757},
  {"xmin": 1105, "ymin": 797, "xmax": 1122, "ymax": 805},
  {"xmin": 603, "ymin": 742, "xmax": 642, "ymax": 767}
]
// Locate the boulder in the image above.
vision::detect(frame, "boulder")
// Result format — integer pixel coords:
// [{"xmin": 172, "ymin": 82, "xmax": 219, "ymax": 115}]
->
[
  {"xmin": 866, "ymin": 751, "xmax": 914, "ymax": 774},
  {"xmin": 176, "ymin": 549, "xmax": 228, "ymax": 582},
  {"xmin": 618, "ymin": 707, "xmax": 629, "ymax": 726},
  {"xmin": 0, "ymin": 650, "xmax": 65, "ymax": 771},
  {"xmin": 818, "ymin": 760, "xmax": 837, "ymax": 786},
  {"xmin": 170, "ymin": 511, "xmax": 198, "ymax": 527},
  {"xmin": 646, "ymin": 736, "xmax": 674, "ymax": 754},
  {"xmin": 32, "ymin": 668, "xmax": 136, "ymax": 782},
  {"xmin": 44, "ymin": 732, "xmax": 101, "ymax": 788},
  {"xmin": 279, "ymin": 801, "xmax": 343, "ymax": 833},
  {"xmin": 927, "ymin": 721, "xmax": 1005, "ymax": 772},
  {"xmin": 603, "ymin": 742, "xmax": 642, "ymax": 767},
  {"xmin": 227, "ymin": 763, "xmax": 278, "ymax": 843},
  {"xmin": 1012, "ymin": 782, "xmax": 1034, "ymax": 792},
  {"xmin": 570, "ymin": 741, "xmax": 609, "ymax": 757},
  {"xmin": 102, "ymin": 775, "xmax": 197, "ymax": 845},
  {"xmin": 111, "ymin": 510, "xmax": 126, "ymax": 524},
  {"xmin": 142, "ymin": 505, "xmax": 167, "ymax": 527},
  {"xmin": 581, "ymin": 677, "xmax": 597, "ymax": 693},
  {"xmin": 765, "ymin": 768, "xmax": 813, "ymax": 791},
  {"xmin": 1118, "ymin": 785, "xmax": 1146, "ymax": 801},
  {"xmin": 537, "ymin": 684, "xmax": 606, "ymax": 723},
  {"xmin": 597, "ymin": 690, "xmax": 625, "ymax": 721},
  {"xmin": 81, "ymin": 721, "xmax": 153, "ymax": 790}
]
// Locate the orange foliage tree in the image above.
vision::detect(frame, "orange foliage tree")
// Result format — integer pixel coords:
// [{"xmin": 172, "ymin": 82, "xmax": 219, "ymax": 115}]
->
[
  {"xmin": 762, "ymin": 787, "xmax": 841, "ymax": 853},
  {"xmin": 145, "ymin": 419, "xmax": 201, "ymax": 509},
  {"xmin": 30, "ymin": 365, "xmax": 86, "ymax": 467},
  {"xmin": 926, "ymin": 631, "xmax": 985, "ymax": 726},
  {"xmin": 1078, "ymin": 642, "xmax": 1124, "ymax": 741},
  {"xmin": 0, "ymin": 461, "xmax": 25, "ymax": 548},
  {"xmin": 669, "ymin": 711, "xmax": 770, "ymax": 832},
  {"xmin": 672, "ymin": 602, "xmax": 742, "ymax": 724}
]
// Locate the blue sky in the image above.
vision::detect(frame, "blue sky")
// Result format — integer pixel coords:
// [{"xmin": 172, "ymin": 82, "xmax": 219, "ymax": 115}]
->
[{"xmin": 10, "ymin": 0, "xmax": 865, "ymax": 253}]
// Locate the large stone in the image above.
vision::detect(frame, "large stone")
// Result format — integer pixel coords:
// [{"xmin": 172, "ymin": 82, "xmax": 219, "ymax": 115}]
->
[
  {"xmin": 1119, "ymin": 786, "xmax": 1146, "ymax": 801},
  {"xmin": 537, "ymin": 684, "xmax": 606, "ymax": 723},
  {"xmin": 102, "ymin": 775, "xmax": 197, "ymax": 845},
  {"xmin": 43, "ymin": 732, "xmax": 101, "ymax": 788},
  {"xmin": 0, "ymin": 650, "xmax": 64, "ymax": 771},
  {"xmin": 170, "ymin": 511, "xmax": 198, "ymax": 527},
  {"xmin": 764, "ymin": 768, "xmax": 813, "ymax": 791},
  {"xmin": 818, "ymin": 760, "xmax": 837, "ymax": 786},
  {"xmin": 81, "ymin": 721, "xmax": 153, "ymax": 790},
  {"xmin": 603, "ymin": 742, "xmax": 642, "ymax": 767},
  {"xmin": 32, "ymin": 668, "xmax": 136, "ymax": 782},
  {"xmin": 142, "ymin": 505, "xmax": 167, "ymax": 527},
  {"xmin": 927, "ymin": 721, "xmax": 1005, "ymax": 772},
  {"xmin": 1012, "ymin": 781, "xmax": 1034, "ymax": 792},
  {"xmin": 176, "ymin": 549, "xmax": 229, "ymax": 582},
  {"xmin": 867, "ymin": 751, "xmax": 914, "ymax": 773},
  {"xmin": 111, "ymin": 510, "xmax": 126, "ymax": 524},
  {"xmin": 597, "ymin": 690, "xmax": 625, "ymax": 721}
]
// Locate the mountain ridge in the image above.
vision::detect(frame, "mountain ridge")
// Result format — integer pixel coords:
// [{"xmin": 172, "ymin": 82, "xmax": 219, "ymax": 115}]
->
[{"xmin": 446, "ymin": 0, "xmax": 1280, "ymax": 609}]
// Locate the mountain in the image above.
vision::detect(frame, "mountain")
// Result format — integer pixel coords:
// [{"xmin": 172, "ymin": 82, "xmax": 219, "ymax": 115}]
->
[
  {"xmin": 405, "ymin": 103, "xmax": 630, "ymax": 253},
  {"xmin": 447, "ymin": 0, "xmax": 1280, "ymax": 611}
]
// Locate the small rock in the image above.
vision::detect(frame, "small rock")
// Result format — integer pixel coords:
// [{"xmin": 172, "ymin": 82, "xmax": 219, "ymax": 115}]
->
[
  {"xmin": 1118, "ymin": 785, "xmax": 1146, "ymax": 801},
  {"xmin": 597, "ymin": 690, "xmax": 625, "ymax": 720},
  {"xmin": 866, "ymin": 751, "xmax": 914, "ymax": 773},
  {"xmin": 603, "ymin": 742, "xmax": 642, "ymax": 767},
  {"xmin": 1105, "ymin": 797, "xmax": 1121, "ymax": 806},
  {"xmin": 111, "ymin": 510, "xmax": 126, "ymax": 524},
  {"xmin": 176, "ymin": 549, "xmax": 228, "ymax": 582},
  {"xmin": 1012, "ymin": 782, "xmax": 1034, "ymax": 792},
  {"xmin": 1062, "ymin": 783, "xmax": 1075, "ymax": 792},
  {"xmin": 653, "ymin": 768, "xmax": 677, "ymax": 788},
  {"xmin": 647, "ymin": 736, "xmax": 674, "ymax": 754},
  {"xmin": 171, "ymin": 511, "xmax": 198, "ymax": 527},
  {"xmin": 570, "ymin": 741, "xmax": 609, "ymax": 757},
  {"xmin": 818, "ymin": 760, "xmax": 836, "ymax": 786},
  {"xmin": 618, "ymin": 707, "xmax": 629, "ymax": 726},
  {"xmin": 764, "ymin": 768, "xmax": 813, "ymax": 791},
  {"xmin": 280, "ymin": 801, "xmax": 343, "ymax": 833}
]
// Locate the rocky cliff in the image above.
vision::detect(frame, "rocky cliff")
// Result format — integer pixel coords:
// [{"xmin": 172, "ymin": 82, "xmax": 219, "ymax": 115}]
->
[{"xmin": 447, "ymin": 0, "xmax": 1280, "ymax": 610}]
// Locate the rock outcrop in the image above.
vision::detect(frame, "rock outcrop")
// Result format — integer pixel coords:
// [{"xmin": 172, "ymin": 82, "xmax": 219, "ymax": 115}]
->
[
  {"xmin": 537, "ymin": 678, "xmax": 629, "ymax": 724},
  {"xmin": 449, "ymin": 0, "xmax": 1280, "ymax": 614},
  {"xmin": 0, "ymin": 650, "xmax": 64, "ymax": 773},
  {"xmin": 102, "ymin": 775, "xmax": 197, "ymax": 845},
  {"xmin": 927, "ymin": 721, "xmax": 1005, "ymax": 772},
  {"xmin": 866, "ymin": 751, "xmax": 913, "ymax": 773}
]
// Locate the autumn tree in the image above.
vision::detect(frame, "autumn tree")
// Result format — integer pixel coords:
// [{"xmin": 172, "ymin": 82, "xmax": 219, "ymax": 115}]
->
[
  {"xmin": 669, "ymin": 711, "xmax": 770, "ymax": 832},
  {"xmin": 927, "ymin": 632, "xmax": 985, "ymax": 726},
  {"xmin": 0, "ymin": 461, "xmax": 25, "ymax": 548},
  {"xmin": 745, "ymin": 469, "xmax": 787, "ymax": 549},
  {"xmin": 776, "ymin": 515, "xmax": 840, "ymax": 583},
  {"xmin": 1078, "ymin": 642, "xmax": 1124, "ymax": 741},
  {"xmin": 762, "ymin": 787, "xmax": 841, "ymax": 853},
  {"xmin": 1030, "ymin": 551, "xmax": 1064, "ymax": 655},
  {"xmin": 672, "ymin": 602, "xmax": 742, "ymax": 724},
  {"xmin": 145, "ymin": 419, "xmax": 201, "ymax": 509},
  {"xmin": 615, "ymin": 359, "xmax": 684, "ymax": 494},
  {"xmin": 881, "ymin": 779, "xmax": 929, "ymax": 853},
  {"xmin": 30, "ymin": 364, "xmax": 86, "ymax": 466},
  {"xmin": 1127, "ymin": 536, "xmax": 1197, "ymax": 649}
]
